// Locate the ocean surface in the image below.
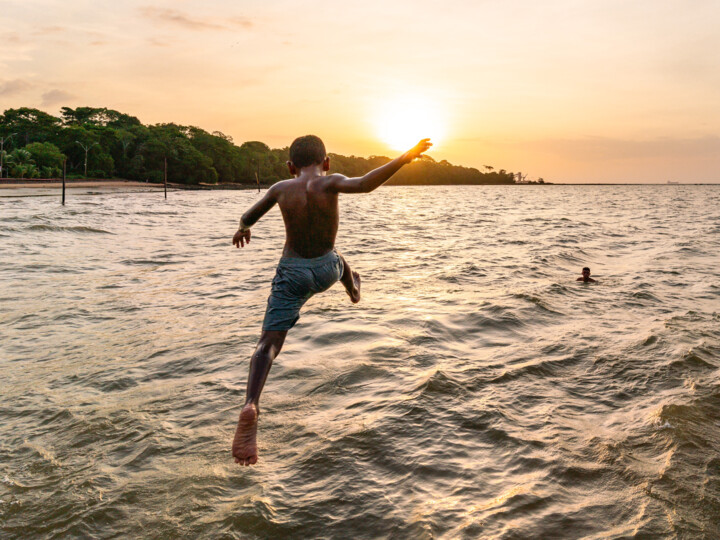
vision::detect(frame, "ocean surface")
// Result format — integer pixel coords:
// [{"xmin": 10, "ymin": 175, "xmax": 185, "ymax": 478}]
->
[{"xmin": 1, "ymin": 185, "xmax": 719, "ymax": 539}]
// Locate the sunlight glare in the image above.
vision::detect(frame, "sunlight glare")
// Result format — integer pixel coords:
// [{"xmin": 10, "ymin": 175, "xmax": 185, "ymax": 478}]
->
[{"xmin": 375, "ymin": 95, "xmax": 445, "ymax": 152}]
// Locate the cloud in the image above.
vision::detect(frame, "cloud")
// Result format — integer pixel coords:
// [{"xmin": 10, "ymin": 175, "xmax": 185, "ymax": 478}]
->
[
  {"xmin": 5, "ymin": 32, "xmax": 25, "ymax": 45},
  {"xmin": 41, "ymin": 89, "xmax": 76, "ymax": 106},
  {"xmin": 147, "ymin": 37, "xmax": 171, "ymax": 47},
  {"xmin": 227, "ymin": 16, "xmax": 253, "ymax": 29},
  {"xmin": 527, "ymin": 136, "xmax": 720, "ymax": 161},
  {"xmin": 459, "ymin": 135, "xmax": 720, "ymax": 162},
  {"xmin": 37, "ymin": 25, "xmax": 67, "ymax": 34},
  {"xmin": 139, "ymin": 7, "xmax": 253, "ymax": 31},
  {"xmin": 0, "ymin": 79, "xmax": 33, "ymax": 96}
]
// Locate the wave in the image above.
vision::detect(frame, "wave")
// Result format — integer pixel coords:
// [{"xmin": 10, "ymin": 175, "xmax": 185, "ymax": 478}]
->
[
  {"xmin": 512, "ymin": 292, "xmax": 564, "ymax": 315},
  {"xmin": 488, "ymin": 353, "xmax": 585, "ymax": 384},
  {"xmin": 121, "ymin": 259, "xmax": 181, "ymax": 266},
  {"xmin": 408, "ymin": 369, "xmax": 468, "ymax": 398},
  {"xmin": 25, "ymin": 224, "xmax": 113, "ymax": 234}
]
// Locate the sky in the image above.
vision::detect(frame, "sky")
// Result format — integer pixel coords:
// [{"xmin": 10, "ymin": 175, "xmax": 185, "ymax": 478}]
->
[{"xmin": 1, "ymin": 0, "xmax": 719, "ymax": 183}]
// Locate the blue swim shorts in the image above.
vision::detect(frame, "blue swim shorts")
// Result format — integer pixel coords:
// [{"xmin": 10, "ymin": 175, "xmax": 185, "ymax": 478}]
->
[{"xmin": 262, "ymin": 250, "xmax": 344, "ymax": 331}]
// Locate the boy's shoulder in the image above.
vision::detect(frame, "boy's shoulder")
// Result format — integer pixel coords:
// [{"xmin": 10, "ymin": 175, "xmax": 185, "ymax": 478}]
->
[
  {"xmin": 271, "ymin": 174, "xmax": 346, "ymax": 195},
  {"xmin": 267, "ymin": 178, "xmax": 295, "ymax": 193}
]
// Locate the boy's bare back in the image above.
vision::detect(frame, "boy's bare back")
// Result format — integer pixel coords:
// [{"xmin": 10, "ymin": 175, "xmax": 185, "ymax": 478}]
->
[{"xmin": 269, "ymin": 175, "xmax": 341, "ymax": 259}]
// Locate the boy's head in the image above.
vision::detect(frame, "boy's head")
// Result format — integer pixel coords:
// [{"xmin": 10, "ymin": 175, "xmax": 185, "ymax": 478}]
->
[
  {"xmin": 288, "ymin": 135, "xmax": 327, "ymax": 170},
  {"xmin": 582, "ymin": 267, "xmax": 591, "ymax": 277}
]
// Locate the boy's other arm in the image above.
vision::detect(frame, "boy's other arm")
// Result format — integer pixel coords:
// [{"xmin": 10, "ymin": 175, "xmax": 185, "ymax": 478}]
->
[
  {"xmin": 327, "ymin": 139, "xmax": 432, "ymax": 194},
  {"xmin": 233, "ymin": 183, "xmax": 280, "ymax": 248}
]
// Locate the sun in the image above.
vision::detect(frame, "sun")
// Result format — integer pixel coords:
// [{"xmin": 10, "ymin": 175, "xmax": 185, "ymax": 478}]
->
[{"xmin": 375, "ymin": 95, "xmax": 445, "ymax": 152}]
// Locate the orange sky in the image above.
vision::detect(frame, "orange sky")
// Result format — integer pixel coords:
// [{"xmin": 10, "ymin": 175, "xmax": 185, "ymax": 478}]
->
[{"xmin": 1, "ymin": 0, "xmax": 719, "ymax": 182}]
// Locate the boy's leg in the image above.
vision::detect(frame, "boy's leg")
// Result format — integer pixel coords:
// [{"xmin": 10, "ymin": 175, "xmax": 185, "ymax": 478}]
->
[
  {"xmin": 245, "ymin": 330, "xmax": 287, "ymax": 405},
  {"xmin": 338, "ymin": 254, "xmax": 361, "ymax": 303},
  {"xmin": 232, "ymin": 329, "xmax": 287, "ymax": 466}
]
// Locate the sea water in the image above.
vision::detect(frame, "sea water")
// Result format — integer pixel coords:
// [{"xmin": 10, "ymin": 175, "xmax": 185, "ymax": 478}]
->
[{"xmin": 1, "ymin": 185, "xmax": 719, "ymax": 538}]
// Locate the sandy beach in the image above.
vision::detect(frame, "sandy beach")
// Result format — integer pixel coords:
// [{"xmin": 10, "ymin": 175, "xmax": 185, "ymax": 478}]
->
[
  {"xmin": 0, "ymin": 179, "xmax": 169, "ymax": 198},
  {"xmin": 0, "ymin": 179, "xmax": 158, "ymax": 189}
]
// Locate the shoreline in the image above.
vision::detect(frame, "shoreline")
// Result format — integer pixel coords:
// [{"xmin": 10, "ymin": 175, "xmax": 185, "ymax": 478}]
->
[
  {"xmin": 0, "ymin": 178, "xmax": 265, "ymax": 190},
  {"xmin": 0, "ymin": 179, "xmax": 159, "ymax": 189}
]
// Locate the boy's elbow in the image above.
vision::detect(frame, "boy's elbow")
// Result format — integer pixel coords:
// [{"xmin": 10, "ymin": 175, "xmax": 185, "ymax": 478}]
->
[{"xmin": 357, "ymin": 179, "xmax": 374, "ymax": 193}]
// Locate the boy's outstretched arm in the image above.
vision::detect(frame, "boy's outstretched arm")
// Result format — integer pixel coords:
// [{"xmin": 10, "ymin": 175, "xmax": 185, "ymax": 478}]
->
[
  {"xmin": 233, "ymin": 183, "xmax": 280, "ymax": 248},
  {"xmin": 327, "ymin": 139, "xmax": 432, "ymax": 194}
]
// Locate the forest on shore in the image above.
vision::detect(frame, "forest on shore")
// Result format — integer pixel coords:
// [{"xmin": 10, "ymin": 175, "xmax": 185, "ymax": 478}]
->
[{"xmin": 0, "ymin": 107, "xmax": 522, "ymax": 185}]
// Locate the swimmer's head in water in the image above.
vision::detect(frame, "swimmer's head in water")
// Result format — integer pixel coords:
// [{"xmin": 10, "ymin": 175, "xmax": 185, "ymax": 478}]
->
[
  {"xmin": 289, "ymin": 135, "xmax": 327, "ymax": 170},
  {"xmin": 582, "ymin": 267, "xmax": 590, "ymax": 276}
]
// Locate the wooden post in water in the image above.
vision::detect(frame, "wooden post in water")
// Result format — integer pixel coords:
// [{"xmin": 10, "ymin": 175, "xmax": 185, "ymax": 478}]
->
[
  {"xmin": 164, "ymin": 156, "xmax": 167, "ymax": 200},
  {"xmin": 62, "ymin": 159, "xmax": 66, "ymax": 206}
]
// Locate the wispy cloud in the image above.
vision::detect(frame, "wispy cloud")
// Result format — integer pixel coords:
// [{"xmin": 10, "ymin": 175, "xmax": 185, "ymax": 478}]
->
[
  {"xmin": 457, "ymin": 135, "xmax": 720, "ymax": 161},
  {"xmin": 147, "ymin": 37, "xmax": 171, "ymax": 47},
  {"xmin": 41, "ymin": 89, "xmax": 75, "ymax": 106},
  {"xmin": 37, "ymin": 25, "xmax": 67, "ymax": 34},
  {"xmin": 5, "ymin": 32, "xmax": 25, "ymax": 45},
  {"xmin": 0, "ymin": 79, "xmax": 33, "ymax": 96},
  {"xmin": 527, "ymin": 136, "xmax": 720, "ymax": 161},
  {"xmin": 139, "ymin": 7, "xmax": 252, "ymax": 31}
]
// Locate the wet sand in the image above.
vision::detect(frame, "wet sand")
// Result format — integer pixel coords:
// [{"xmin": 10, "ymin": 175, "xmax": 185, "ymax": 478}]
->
[
  {"xmin": 0, "ymin": 179, "xmax": 167, "ymax": 197},
  {"xmin": 0, "ymin": 179, "xmax": 156, "ymax": 189}
]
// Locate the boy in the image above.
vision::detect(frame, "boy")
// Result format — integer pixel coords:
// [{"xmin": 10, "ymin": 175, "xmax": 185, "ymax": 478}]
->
[
  {"xmin": 577, "ymin": 267, "xmax": 596, "ymax": 283},
  {"xmin": 231, "ymin": 135, "xmax": 432, "ymax": 465}
]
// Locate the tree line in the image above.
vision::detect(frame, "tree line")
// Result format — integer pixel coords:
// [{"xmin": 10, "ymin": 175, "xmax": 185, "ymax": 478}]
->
[{"xmin": 0, "ymin": 106, "xmax": 518, "ymax": 185}]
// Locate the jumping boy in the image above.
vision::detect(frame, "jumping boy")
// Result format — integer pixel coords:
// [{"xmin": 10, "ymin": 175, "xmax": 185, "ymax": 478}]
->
[{"xmin": 231, "ymin": 135, "xmax": 432, "ymax": 465}]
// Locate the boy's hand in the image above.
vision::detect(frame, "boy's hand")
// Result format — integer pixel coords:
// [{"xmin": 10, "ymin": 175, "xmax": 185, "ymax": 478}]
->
[
  {"xmin": 403, "ymin": 138, "xmax": 433, "ymax": 163},
  {"xmin": 233, "ymin": 229, "xmax": 251, "ymax": 248}
]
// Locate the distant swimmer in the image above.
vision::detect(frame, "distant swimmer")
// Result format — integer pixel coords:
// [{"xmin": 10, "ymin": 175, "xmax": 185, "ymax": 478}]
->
[
  {"xmin": 230, "ymin": 135, "xmax": 432, "ymax": 466},
  {"xmin": 577, "ymin": 267, "xmax": 597, "ymax": 283}
]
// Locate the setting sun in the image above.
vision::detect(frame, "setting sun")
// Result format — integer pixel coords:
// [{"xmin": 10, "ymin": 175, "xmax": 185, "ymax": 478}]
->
[{"xmin": 375, "ymin": 95, "xmax": 445, "ymax": 152}]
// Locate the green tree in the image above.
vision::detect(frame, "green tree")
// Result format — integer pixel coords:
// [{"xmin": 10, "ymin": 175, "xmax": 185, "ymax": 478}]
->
[
  {"xmin": 7, "ymin": 148, "xmax": 37, "ymax": 178},
  {"xmin": 188, "ymin": 127, "xmax": 241, "ymax": 182},
  {"xmin": 137, "ymin": 124, "xmax": 217, "ymax": 184},
  {"xmin": 60, "ymin": 106, "xmax": 142, "ymax": 128},
  {"xmin": 0, "ymin": 108, "xmax": 60, "ymax": 145},
  {"xmin": 238, "ymin": 141, "xmax": 279, "ymax": 184},
  {"xmin": 25, "ymin": 142, "xmax": 65, "ymax": 170}
]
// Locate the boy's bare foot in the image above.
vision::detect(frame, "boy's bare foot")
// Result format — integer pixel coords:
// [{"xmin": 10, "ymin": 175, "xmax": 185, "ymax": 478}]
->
[
  {"xmin": 232, "ymin": 403, "xmax": 259, "ymax": 466},
  {"xmin": 346, "ymin": 271, "xmax": 361, "ymax": 303}
]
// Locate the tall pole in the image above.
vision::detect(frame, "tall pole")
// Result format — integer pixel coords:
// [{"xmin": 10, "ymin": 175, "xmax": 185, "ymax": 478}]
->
[
  {"xmin": 0, "ymin": 133, "xmax": 17, "ymax": 179},
  {"xmin": 62, "ymin": 159, "xmax": 66, "ymax": 206},
  {"xmin": 164, "ymin": 156, "xmax": 167, "ymax": 200}
]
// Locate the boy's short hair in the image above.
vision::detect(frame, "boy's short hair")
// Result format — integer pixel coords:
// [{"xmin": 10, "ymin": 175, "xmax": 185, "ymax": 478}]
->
[
  {"xmin": 289, "ymin": 135, "xmax": 326, "ymax": 169},
  {"xmin": 582, "ymin": 267, "xmax": 590, "ymax": 272}
]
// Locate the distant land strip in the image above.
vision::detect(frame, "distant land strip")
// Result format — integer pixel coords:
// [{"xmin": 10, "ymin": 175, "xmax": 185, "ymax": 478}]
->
[{"xmin": 0, "ymin": 106, "xmax": 546, "ymax": 186}]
